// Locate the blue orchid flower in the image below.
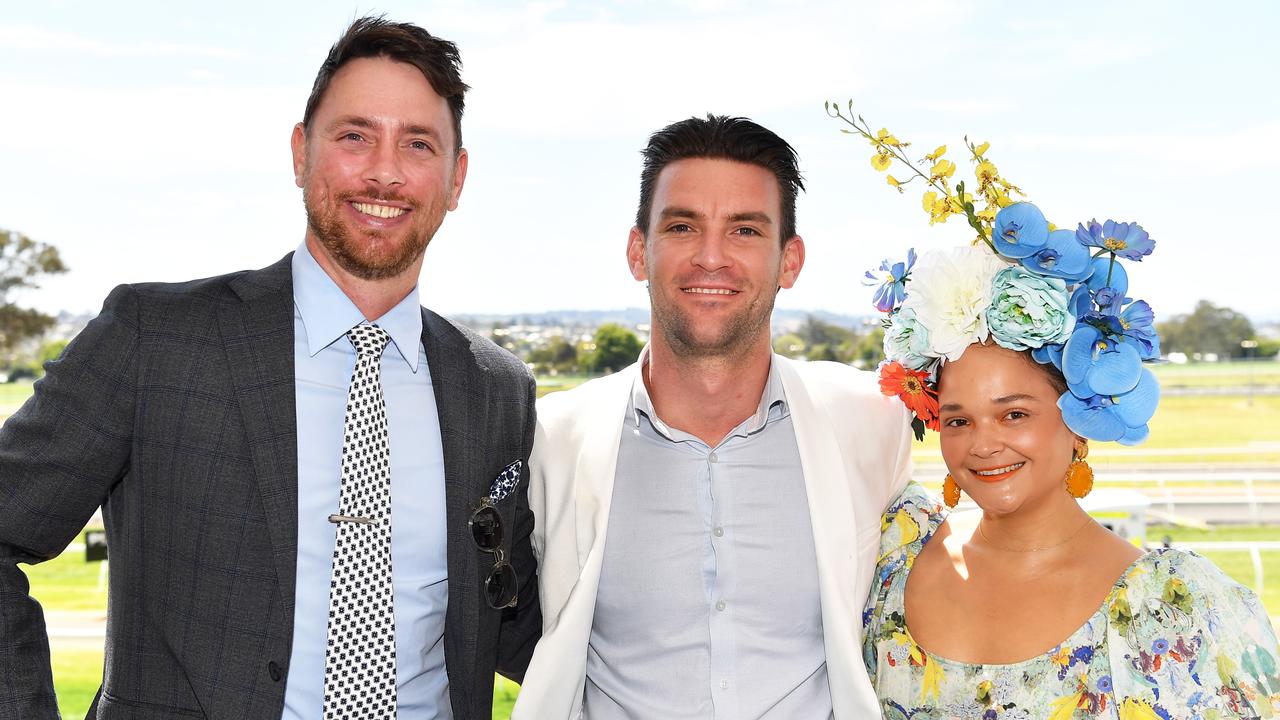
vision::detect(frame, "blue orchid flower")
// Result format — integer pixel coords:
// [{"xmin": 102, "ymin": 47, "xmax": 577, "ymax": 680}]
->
[
  {"xmin": 1097, "ymin": 294, "xmax": 1160, "ymax": 360},
  {"xmin": 992, "ymin": 202, "xmax": 1050, "ymax": 259},
  {"xmin": 1062, "ymin": 322, "xmax": 1143, "ymax": 397},
  {"xmin": 1032, "ymin": 342, "xmax": 1065, "ymax": 370},
  {"xmin": 1076, "ymin": 218, "xmax": 1155, "ymax": 261},
  {"xmin": 1021, "ymin": 229, "xmax": 1094, "ymax": 281},
  {"xmin": 1085, "ymin": 256, "xmax": 1128, "ymax": 295},
  {"xmin": 863, "ymin": 248, "xmax": 916, "ymax": 312},
  {"xmin": 1058, "ymin": 368, "xmax": 1159, "ymax": 445}
]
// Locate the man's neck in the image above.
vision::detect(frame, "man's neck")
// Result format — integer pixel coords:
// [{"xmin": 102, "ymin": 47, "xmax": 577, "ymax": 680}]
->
[
  {"xmin": 305, "ymin": 235, "xmax": 420, "ymax": 321},
  {"xmin": 642, "ymin": 336, "xmax": 774, "ymax": 447}
]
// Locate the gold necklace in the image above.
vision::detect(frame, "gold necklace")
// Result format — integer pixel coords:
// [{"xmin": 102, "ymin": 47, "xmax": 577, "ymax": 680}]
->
[{"xmin": 976, "ymin": 516, "xmax": 1096, "ymax": 553}]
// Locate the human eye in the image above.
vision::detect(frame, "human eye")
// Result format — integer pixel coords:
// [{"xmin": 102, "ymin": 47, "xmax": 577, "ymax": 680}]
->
[
  {"xmin": 667, "ymin": 223, "xmax": 694, "ymax": 233},
  {"xmin": 732, "ymin": 226, "xmax": 761, "ymax": 237},
  {"xmin": 943, "ymin": 417, "xmax": 968, "ymax": 428},
  {"xmin": 1004, "ymin": 410, "xmax": 1029, "ymax": 421},
  {"xmin": 408, "ymin": 138, "xmax": 434, "ymax": 153}
]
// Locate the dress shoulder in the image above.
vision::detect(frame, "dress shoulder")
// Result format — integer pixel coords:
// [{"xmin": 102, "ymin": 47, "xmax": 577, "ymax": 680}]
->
[
  {"xmin": 1106, "ymin": 548, "xmax": 1280, "ymax": 717},
  {"xmin": 876, "ymin": 481, "xmax": 947, "ymax": 569}
]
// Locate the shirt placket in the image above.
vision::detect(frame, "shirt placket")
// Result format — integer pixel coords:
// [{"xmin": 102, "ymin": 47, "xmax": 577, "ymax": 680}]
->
[{"xmin": 705, "ymin": 439, "xmax": 738, "ymax": 720}]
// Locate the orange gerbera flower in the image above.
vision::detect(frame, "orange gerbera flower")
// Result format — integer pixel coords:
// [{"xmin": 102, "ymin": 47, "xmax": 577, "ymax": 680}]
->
[{"xmin": 879, "ymin": 361, "xmax": 940, "ymax": 431}]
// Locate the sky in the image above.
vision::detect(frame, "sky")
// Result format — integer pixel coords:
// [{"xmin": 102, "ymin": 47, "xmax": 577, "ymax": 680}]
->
[{"xmin": 2, "ymin": 0, "xmax": 1277, "ymax": 325}]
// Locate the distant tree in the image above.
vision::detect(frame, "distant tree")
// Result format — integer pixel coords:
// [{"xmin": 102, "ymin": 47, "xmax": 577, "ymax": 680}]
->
[
  {"xmin": 37, "ymin": 338, "xmax": 69, "ymax": 367},
  {"xmin": 849, "ymin": 327, "xmax": 886, "ymax": 368},
  {"xmin": 584, "ymin": 323, "xmax": 642, "ymax": 374},
  {"xmin": 1157, "ymin": 301, "xmax": 1255, "ymax": 359},
  {"xmin": 806, "ymin": 343, "xmax": 839, "ymax": 362},
  {"xmin": 772, "ymin": 333, "xmax": 806, "ymax": 358},
  {"xmin": 527, "ymin": 335, "xmax": 580, "ymax": 374},
  {"xmin": 0, "ymin": 228, "xmax": 68, "ymax": 358},
  {"xmin": 796, "ymin": 315, "xmax": 856, "ymax": 349}
]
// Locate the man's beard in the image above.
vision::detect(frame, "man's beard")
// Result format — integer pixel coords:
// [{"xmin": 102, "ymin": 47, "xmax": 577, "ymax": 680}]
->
[
  {"xmin": 649, "ymin": 275, "xmax": 777, "ymax": 359},
  {"xmin": 303, "ymin": 186, "xmax": 437, "ymax": 281}
]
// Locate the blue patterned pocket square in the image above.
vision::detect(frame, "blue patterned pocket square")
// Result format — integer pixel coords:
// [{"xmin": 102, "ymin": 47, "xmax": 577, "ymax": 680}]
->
[{"xmin": 488, "ymin": 459, "xmax": 523, "ymax": 503}]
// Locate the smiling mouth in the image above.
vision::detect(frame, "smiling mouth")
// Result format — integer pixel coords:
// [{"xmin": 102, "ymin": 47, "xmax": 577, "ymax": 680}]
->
[
  {"xmin": 683, "ymin": 287, "xmax": 738, "ymax": 295},
  {"xmin": 973, "ymin": 462, "xmax": 1025, "ymax": 482},
  {"xmin": 352, "ymin": 201, "xmax": 407, "ymax": 219}
]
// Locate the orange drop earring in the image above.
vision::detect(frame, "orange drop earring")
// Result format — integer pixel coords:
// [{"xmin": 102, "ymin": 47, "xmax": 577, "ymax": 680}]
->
[
  {"xmin": 943, "ymin": 473, "xmax": 961, "ymax": 508},
  {"xmin": 1065, "ymin": 441, "xmax": 1094, "ymax": 498}
]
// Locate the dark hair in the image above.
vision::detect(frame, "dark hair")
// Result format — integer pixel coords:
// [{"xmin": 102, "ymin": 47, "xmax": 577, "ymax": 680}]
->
[
  {"xmin": 635, "ymin": 114, "xmax": 805, "ymax": 243},
  {"xmin": 1023, "ymin": 351, "xmax": 1070, "ymax": 396},
  {"xmin": 303, "ymin": 16, "xmax": 469, "ymax": 149}
]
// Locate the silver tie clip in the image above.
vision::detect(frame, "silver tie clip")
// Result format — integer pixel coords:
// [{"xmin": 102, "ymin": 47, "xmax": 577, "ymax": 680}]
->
[{"xmin": 328, "ymin": 514, "xmax": 374, "ymax": 525}]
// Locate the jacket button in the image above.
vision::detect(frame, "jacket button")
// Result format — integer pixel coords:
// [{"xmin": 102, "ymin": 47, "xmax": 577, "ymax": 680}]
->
[{"xmin": 268, "ymin": 661, "xmax": 283, "ymax": 682}]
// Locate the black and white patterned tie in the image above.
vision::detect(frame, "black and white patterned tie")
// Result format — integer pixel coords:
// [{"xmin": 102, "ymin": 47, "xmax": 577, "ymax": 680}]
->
[{"xmin": 324, "ymin": 323, "xmax": 397, "ymax": 719}]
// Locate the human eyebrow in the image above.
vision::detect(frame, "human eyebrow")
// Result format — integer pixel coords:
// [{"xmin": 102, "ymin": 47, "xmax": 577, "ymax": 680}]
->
[
  {"xmin": 726, "ymin": 211, "xmax": 773, "ymax": 225},
  {"xmin": 939, "ymin": 402, "xmax": 963, "ymax": 413},
  {"xmin": 993, "ymin": 393, "xmax": 1039, "ymax": 404},
  {"xmin": 326, "ymin": 115, "xmax": 378, "ymax": 132},
  {"xmin": 402, "ymin": 124, "xmax": 443, "ymax": 141},
  {"xmin": 658, "ymin": 207, "xmax": 704, "ymax": 222}
]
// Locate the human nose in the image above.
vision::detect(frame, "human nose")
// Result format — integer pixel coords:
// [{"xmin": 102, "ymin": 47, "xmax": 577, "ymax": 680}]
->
[
  {"xmin": 691, "ymin": 232, "xmax": 730, "ymax": 273},
  {"xmin": 968, "ymin": 421, "xmax": 1004, "ymax": 459},
  {"xmin": 364, "ymin": 140, "xmax": 404, "ymax": 188}
]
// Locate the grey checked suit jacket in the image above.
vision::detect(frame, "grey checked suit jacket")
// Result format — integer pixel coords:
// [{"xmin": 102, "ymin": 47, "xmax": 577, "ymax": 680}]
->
[{"xmin": 0, "ymin": 254, "xmax": 541, "ymax": 719}]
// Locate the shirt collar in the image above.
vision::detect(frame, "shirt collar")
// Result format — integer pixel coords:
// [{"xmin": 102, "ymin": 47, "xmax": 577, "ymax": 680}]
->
[
  {"xmin": 629, "ymin": 346, "xmax": 789, "ymax": 439},
  {"xmin": 291, "ymin": 242, "xmax": 423, "ymax": 372}
]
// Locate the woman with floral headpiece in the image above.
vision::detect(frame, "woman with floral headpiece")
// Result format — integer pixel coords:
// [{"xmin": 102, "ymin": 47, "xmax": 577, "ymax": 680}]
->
[{"xmin": 859, "ymin": 202, "xmax": 1280, "ymax": 718}]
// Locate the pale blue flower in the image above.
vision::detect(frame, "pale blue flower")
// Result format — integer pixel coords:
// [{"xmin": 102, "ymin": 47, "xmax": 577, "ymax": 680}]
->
[
  {"xmin": 882, "ymin": 307, "xmax": 935, "ymax": 370},
  {"xmin": 985, "ymin": 266, "xmax": 1074, "ymax": 351}
]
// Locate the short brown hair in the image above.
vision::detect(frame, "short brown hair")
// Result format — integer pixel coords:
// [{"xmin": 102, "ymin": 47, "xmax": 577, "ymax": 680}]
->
[
  {"xmin": 636, "ymin": 114, "xmax": 805, "ymax": 244},
  {"xmin": 303, "ymin": 16, "xmax": 469, "ymax": 149}
]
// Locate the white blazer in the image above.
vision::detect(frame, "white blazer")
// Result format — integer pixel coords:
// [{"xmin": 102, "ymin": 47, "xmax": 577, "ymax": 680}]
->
[{"xmin": 513, "ymin": 355, "xmax": 913, "ymax": 719}]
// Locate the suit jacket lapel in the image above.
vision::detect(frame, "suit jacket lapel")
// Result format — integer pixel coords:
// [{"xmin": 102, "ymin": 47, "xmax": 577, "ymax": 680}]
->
[
  {"xmin": 421, "ymin": 309, "xmax": 483, "ymax": 701},
  {"xmin": 776, "ymin": 356, "xmax": 864, "ymax": 716},
  {"xmin": 217, "ymin": 254, "xmax": 299, "ymax": 622}
]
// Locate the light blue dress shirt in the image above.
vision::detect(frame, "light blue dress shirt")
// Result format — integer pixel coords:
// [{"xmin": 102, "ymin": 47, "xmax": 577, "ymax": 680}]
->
[
  {"xmin": 282, "ymin": 243, "xmax": 452, "ymax": 719},
  {"xmin": 585, "ymin": 355, "xmax": 830, "ymax": 719}
]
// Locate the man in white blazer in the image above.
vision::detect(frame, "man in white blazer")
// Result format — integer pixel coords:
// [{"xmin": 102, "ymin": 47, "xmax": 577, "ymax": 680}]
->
[{"xmin": 514, "ymin": 115, "xmax": 913, "ymax": 719}]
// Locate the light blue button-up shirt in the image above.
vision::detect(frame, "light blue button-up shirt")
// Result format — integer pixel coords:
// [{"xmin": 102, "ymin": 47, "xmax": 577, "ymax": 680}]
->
[
  {"xmin": 585, "ymin": 354, "xmax": 830, "ymax": 719},
  {"xmin": 282, "ymin": 243, "xmax": 452, "ymax": 719}
]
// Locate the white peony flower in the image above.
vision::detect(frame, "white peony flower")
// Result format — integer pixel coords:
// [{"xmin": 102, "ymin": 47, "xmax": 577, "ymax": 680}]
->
[{"xmin": 900, "ymin": 246, "xmax": 1010, "ymax": 362}]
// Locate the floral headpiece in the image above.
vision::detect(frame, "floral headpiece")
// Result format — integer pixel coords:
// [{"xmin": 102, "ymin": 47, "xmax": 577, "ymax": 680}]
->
[{"xmin": 827, "ymin": 101, "xmax": 1160, "ymax": 443}]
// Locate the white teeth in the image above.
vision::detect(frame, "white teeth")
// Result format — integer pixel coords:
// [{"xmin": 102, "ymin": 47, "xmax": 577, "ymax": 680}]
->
[
  {"xmin": 353, "ymin": 202, "xmax": 406, "ymax": 219},
  {"xmin": 684, "ymin": 288, "xmax": 736, "ymax": 295},
  {"xmin": 976, "ymin": 463, "xmax": 1024, "ymax": 476}
]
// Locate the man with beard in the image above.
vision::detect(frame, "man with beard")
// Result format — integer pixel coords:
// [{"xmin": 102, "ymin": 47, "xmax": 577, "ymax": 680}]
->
[
  {"xmin": 512, "ymin": 115, "xmax": 914, "ymax": 719},
  {"xmin": 0, "ymin": 17, "xmax": 538, "ymax": 720}
]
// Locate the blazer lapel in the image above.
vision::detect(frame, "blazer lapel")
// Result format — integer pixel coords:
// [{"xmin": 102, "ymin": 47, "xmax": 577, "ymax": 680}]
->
[
  {"xmin": 776, "ymin": 357, "xmax": 864, "ymax": 716},
  {"xmin": 421, "ymin": 310, "xmax": 483, "ymax": 699},
  {"xmin": 571, "ymin": 365, "xmax": 636, "ymax": 567},
  {"xmin": 217, "ymin": 254, "xmax": 299, "ymax": 621}
]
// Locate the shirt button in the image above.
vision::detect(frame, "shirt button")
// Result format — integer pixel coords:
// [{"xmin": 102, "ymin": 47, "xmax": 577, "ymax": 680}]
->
[
  {"xmin": 708, "ymin": 452, "xmax": 719, "ymax": 463},
  {"xmin": 715, "ymin": 600, "xmax": 726, "ymax": 611},
  {"xmin": 713, "ymin": 526, "xmax": 724, "ymax": 537},
  {"xmin": 720, "ymin": 679, "xmax": 729, "ymax": 689}
]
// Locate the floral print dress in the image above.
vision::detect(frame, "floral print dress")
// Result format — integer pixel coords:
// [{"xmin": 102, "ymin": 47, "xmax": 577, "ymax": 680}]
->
[{"xmin": 863, "ymin": 483, "xmax": 1280, "ymax": 719}]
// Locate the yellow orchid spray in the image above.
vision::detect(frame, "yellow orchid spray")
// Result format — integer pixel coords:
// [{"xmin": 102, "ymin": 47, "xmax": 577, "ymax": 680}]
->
[{"xmin": 825, "ymin": 99, "xmax": 1030, "ymax": 251}]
